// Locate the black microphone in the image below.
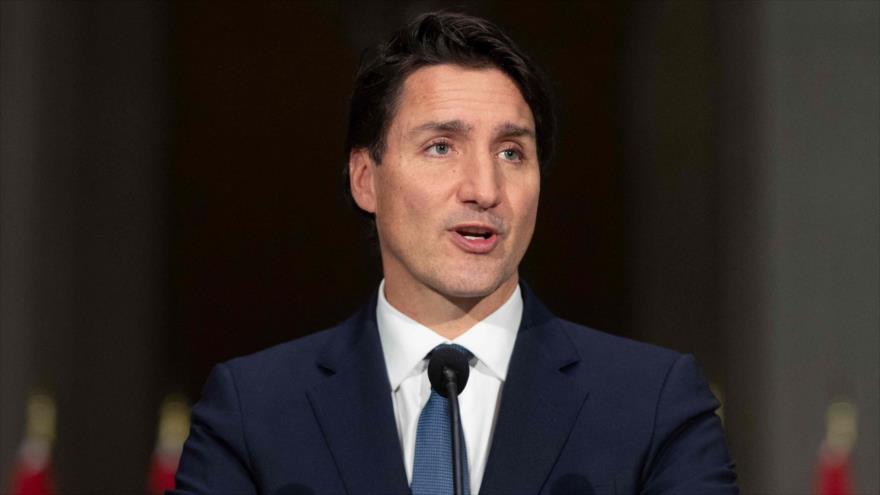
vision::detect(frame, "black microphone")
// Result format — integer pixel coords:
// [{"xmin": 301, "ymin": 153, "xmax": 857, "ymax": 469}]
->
[{"xmin": 428, "ymin": 346, "xmax": 471, "ymax": 495}]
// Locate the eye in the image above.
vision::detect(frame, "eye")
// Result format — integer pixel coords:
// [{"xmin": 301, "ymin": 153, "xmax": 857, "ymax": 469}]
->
[
  {"xmin": 426, "ymin": 141, "xmax": 452, "ymax": 156},
  {"xmin": 498, "ymin": 148, "xmax": 524, "ymax": 162}
]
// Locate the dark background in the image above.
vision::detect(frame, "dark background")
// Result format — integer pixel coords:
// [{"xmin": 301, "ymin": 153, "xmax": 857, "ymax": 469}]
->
[{"xmin": 1, "ymin": 1, "xmax": 877, "ymax": 494}]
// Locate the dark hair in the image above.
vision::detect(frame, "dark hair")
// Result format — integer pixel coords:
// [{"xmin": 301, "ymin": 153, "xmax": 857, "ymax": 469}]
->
[{"xmin": 343, "ymin": 11, "xmax": 557, "ymax": 216}]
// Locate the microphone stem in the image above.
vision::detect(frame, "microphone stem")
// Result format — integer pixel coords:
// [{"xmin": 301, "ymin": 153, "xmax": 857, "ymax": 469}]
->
[{"xmin": 445, "ymin": 372, "xmax": 465, "ymax": 495}]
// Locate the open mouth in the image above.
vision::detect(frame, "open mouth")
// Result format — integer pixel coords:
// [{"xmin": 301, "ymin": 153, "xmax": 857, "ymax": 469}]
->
[
  {"xmin": 455, "ymin": 226, "xmax": 494, "ymax": 240},
  {"xmin": 449, "ymin": 224, "xmax": 499, "ymax": 253}
]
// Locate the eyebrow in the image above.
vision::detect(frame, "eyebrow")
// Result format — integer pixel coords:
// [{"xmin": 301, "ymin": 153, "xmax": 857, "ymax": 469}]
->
[
  {"xmin": 494, "ymin": 122, "xmax": 535, "ymax": 140},
  {"xmin": 407, "ymin": 119, "xmax": 535, "ymax": 140},
  {"xmin": 408, "ymin": 119, "xmax": 473, "ymax": 138}
]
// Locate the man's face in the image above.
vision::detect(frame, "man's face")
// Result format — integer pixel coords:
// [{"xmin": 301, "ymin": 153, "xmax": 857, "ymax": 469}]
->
[{"xmin": 353, "ymin": 64, "xmax": 540, "ymax": 300}]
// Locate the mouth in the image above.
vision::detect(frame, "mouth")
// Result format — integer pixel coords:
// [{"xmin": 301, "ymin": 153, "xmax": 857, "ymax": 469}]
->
[{"xmin": 449, "ymin": 224, "xmax": 499, "ymax": 254}]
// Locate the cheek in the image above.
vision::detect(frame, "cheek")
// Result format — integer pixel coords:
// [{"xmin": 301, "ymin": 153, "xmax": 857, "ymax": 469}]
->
[
  {"xmin": 513, "ymin": 181, "xmax": 540, "ymax": 229},
  {"xmin": 519, "ymin": 203, "xmax": 539, "ymax": 242},
  {"xmin": 376, "ymin": 171, "xmax": 437, "ymax": 227}
]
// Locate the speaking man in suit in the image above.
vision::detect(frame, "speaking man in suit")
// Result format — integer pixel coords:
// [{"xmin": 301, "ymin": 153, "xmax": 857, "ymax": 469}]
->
[{"xmin": 172, "ymin": 11, "xmax": 738, "ymax": 495}]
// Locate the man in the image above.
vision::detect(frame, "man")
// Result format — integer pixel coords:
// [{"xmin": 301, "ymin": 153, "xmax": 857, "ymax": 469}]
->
[{"xmin": 172, "ymin": 11, "xmax": 738, "ymax": 495}]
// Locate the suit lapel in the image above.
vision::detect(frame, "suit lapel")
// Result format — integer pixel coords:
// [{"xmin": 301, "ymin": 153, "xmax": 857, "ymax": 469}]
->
[
  {"xmin": 306, "ymin": 295, "xmax": 410, "ymax": 495},
  {"xmin": 479, "ymin": 285, "xmax": 590, "ymax": 495}
]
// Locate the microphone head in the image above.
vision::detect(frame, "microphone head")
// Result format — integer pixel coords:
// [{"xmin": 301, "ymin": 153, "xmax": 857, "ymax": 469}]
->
[{"xmin": 428, "ymin": 346, "xmax": 470, "ymax": 398}]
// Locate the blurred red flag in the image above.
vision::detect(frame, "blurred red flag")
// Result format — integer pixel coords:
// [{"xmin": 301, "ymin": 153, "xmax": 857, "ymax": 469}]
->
[
  {"xmin": 814, "ymin": 448, "xmax": 852, "ymax": 495},
  {"xmin": 10, "ymin": 456, "xmax": 54, "ymax": 495},
  {"xmin": 147, "ymin": 454, "xmax": 177, "ymax": 495},
  {"xmin": 9, "ymin": 392, "xmax": 55, "ymax": 495},
  {"xmin": 814, "ymin": 400, "xmax": 858, "ymax": 495},
  {"xmin": 146, "ymin": 394, "xmax": 190, "ymax": 495}
]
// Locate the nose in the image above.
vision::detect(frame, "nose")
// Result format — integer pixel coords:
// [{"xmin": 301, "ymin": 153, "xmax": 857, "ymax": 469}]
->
[{"xmin": 457, "ymin": 153, "xmax": 501, "ymax": 210}]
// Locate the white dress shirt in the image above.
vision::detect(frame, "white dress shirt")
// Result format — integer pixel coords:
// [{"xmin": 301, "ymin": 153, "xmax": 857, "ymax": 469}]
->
[{"xmin": 376, "ymin": 280, "xmax": 522, "ymax": 495}]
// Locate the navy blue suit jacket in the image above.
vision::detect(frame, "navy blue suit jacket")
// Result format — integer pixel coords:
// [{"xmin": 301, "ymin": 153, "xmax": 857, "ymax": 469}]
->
[{"xmin": 172, "ymin": 285, "xmax": 738, "ymax": 494}]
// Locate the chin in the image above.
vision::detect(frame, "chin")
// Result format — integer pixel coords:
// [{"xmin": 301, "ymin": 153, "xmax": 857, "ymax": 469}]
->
[{"xmin": 430, "ymin": 268, "xmax": 515, "ymax": 300}]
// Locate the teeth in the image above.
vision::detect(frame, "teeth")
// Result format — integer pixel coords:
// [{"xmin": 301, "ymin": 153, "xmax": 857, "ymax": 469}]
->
[{"xmin": 463, "ymin": 235, "xmax": 482, "ymax": 240}]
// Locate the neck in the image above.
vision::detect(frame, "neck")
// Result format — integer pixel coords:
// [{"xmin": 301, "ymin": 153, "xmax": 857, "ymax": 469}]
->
[{"xmin": 382, "ymin": 274, "xmax": 519, "ymax": 340}]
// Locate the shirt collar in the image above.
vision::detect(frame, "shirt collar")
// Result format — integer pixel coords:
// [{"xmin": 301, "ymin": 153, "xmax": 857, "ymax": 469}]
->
[{"xmin": 376, "ymin": 279, "xmax": 522, "ymax": 390}]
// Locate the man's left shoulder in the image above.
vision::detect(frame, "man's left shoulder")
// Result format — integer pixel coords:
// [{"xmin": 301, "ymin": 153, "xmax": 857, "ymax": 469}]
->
[{"xmin": 545, "ymin": 317, "xmax": 715, "ymax": 407}]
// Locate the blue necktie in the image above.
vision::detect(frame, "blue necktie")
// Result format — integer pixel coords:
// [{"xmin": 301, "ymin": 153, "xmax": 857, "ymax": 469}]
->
[{"xmin": 411, "ymin": 344, "xmax": 472, "ymax": 495}]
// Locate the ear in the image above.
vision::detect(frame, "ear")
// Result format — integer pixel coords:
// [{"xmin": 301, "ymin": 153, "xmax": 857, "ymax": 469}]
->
[{"xmin": 349, "ymin": 148, "xmax": 377, "ymax": 214}]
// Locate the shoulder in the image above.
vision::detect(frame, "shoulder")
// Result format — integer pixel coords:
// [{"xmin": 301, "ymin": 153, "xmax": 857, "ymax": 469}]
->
[
  {"xmin": 555, "ymin": 318, "xmax": 682, "ymax": 372},
  {"xmin": 548, "ymin": 318, "xmax": 705, "ymax": 403},
  {"xmin": 519, "ymin": 283, "xmax": 685, "ymax": 383}
]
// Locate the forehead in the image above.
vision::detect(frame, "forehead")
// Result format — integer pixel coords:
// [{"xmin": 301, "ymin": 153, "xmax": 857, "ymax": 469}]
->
[{"xmin": 392, "ymin": 64, "xmax": 535, "ymax": 133}]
